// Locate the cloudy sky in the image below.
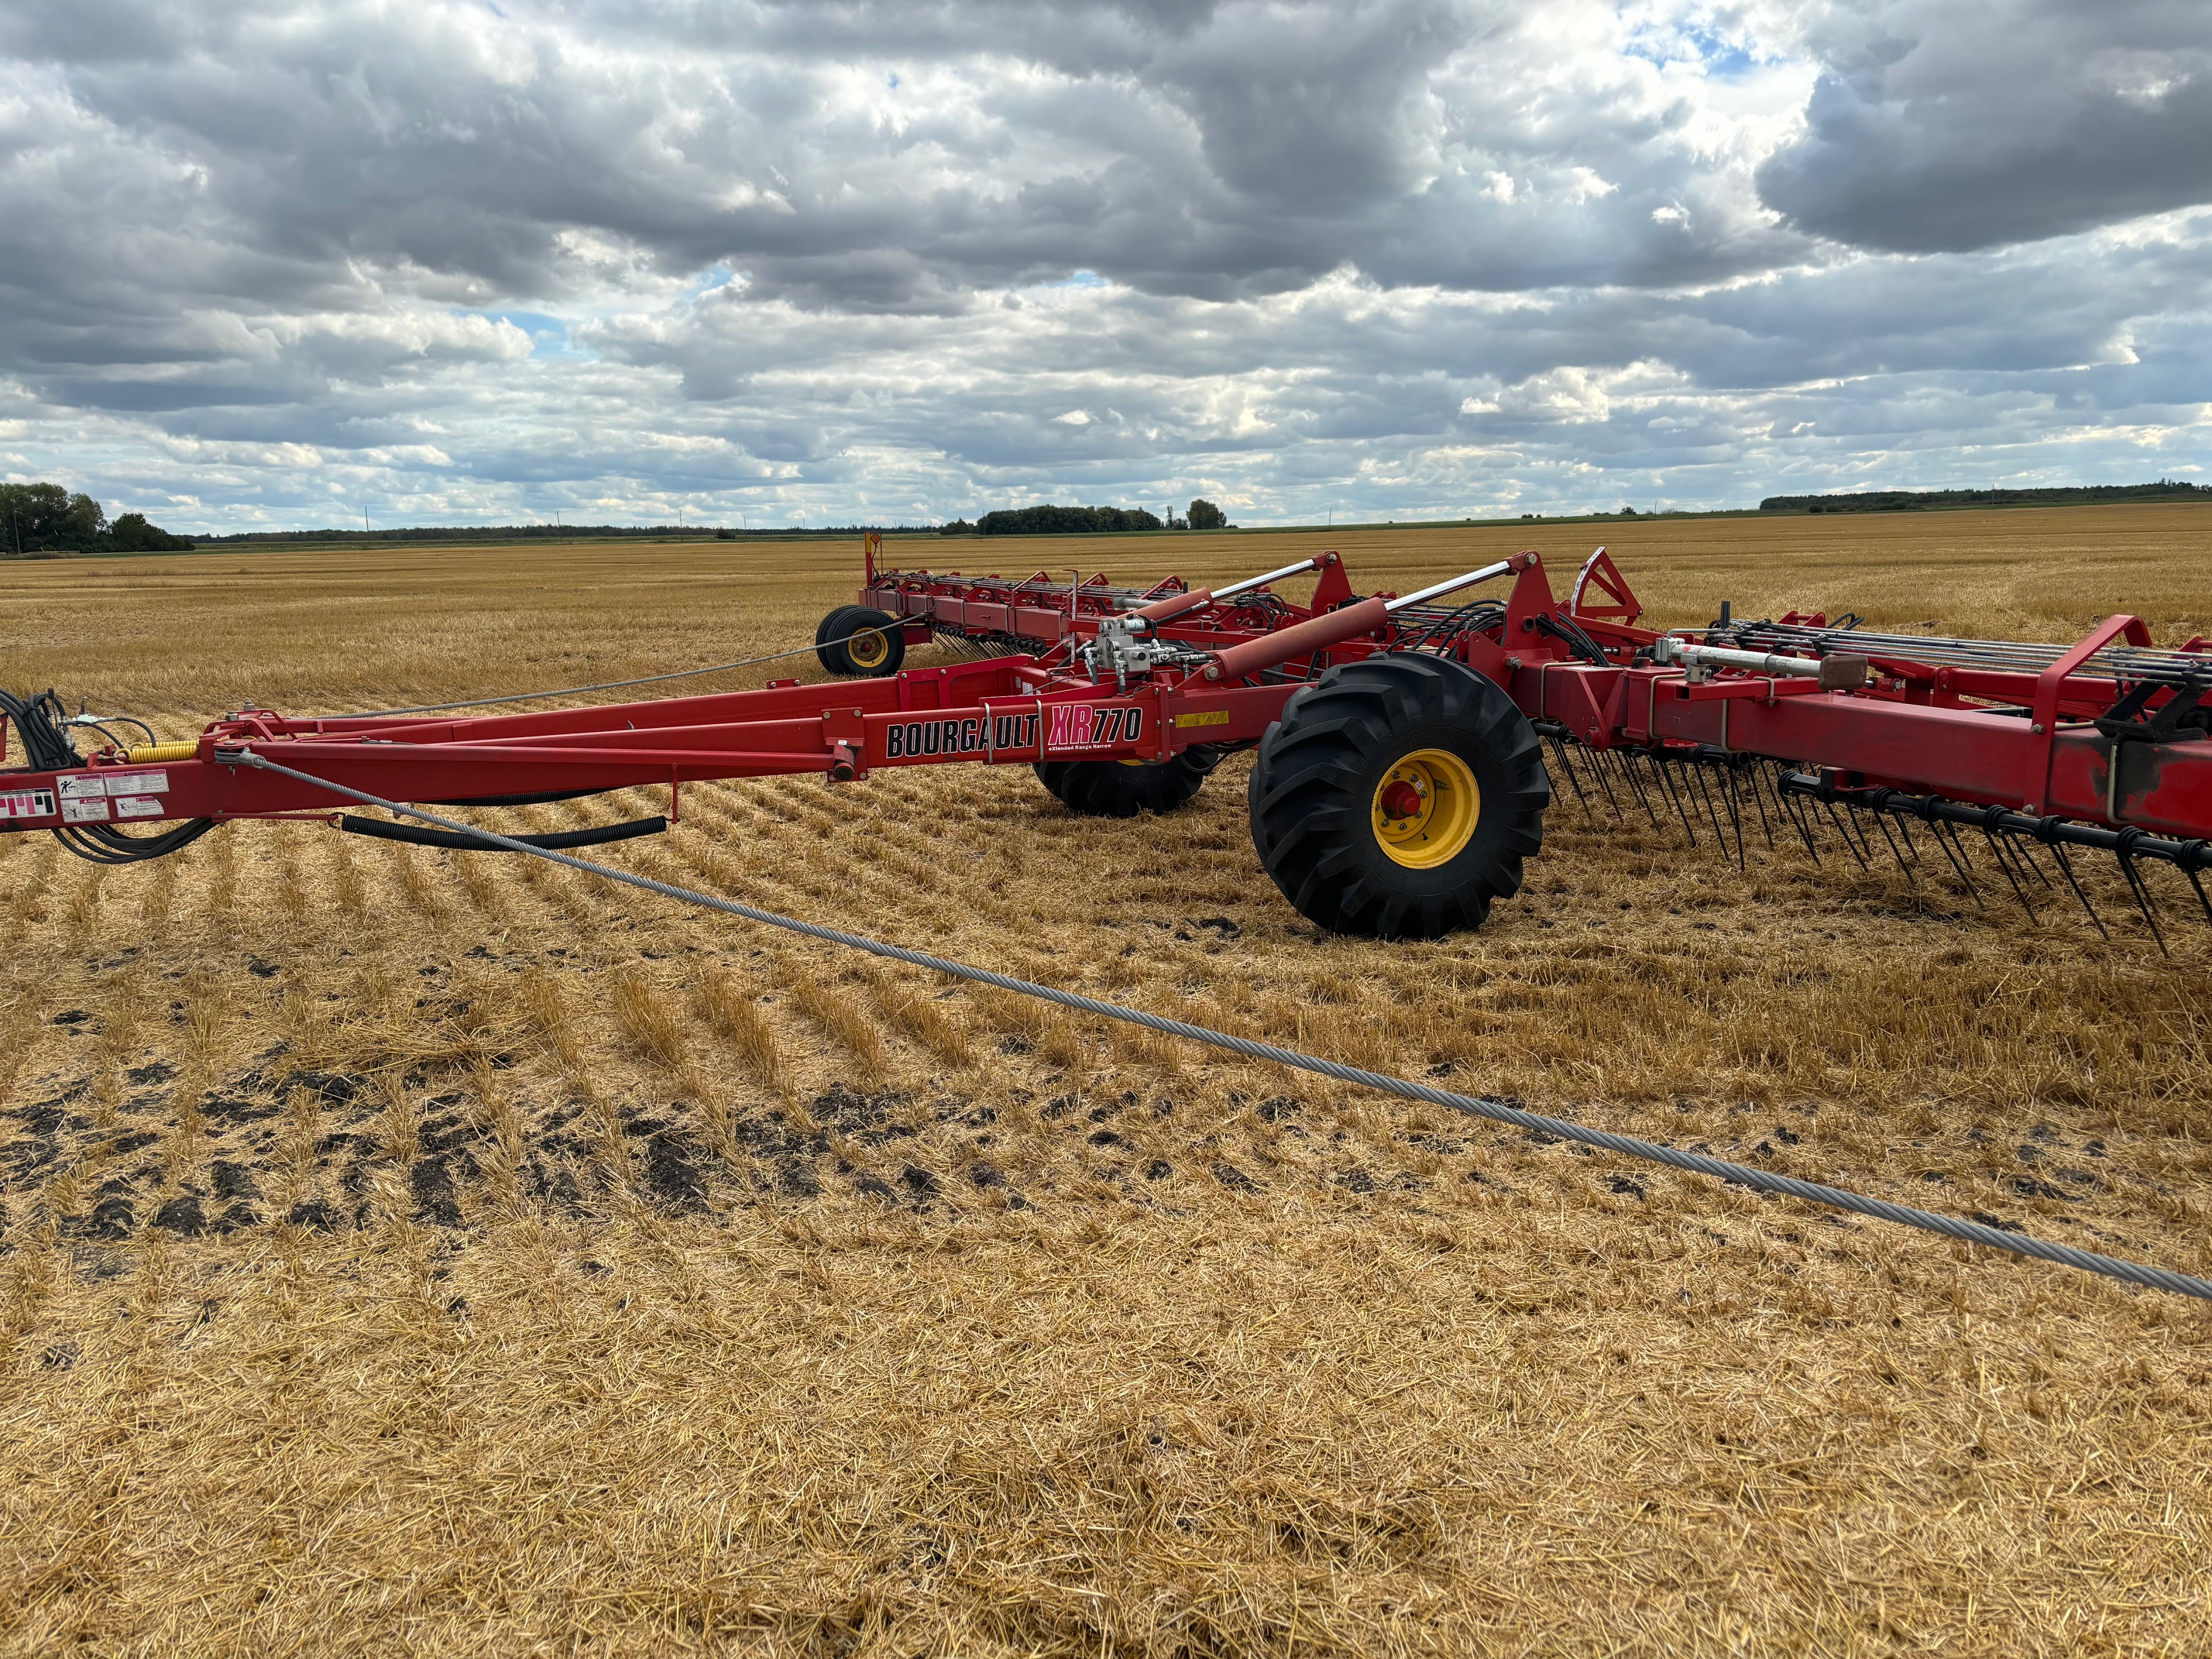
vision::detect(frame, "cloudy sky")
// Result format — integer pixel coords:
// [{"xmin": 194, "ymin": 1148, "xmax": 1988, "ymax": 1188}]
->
[{"xmin": 2, "ymin": 0, "xmax": 2210, "ymax": 532}]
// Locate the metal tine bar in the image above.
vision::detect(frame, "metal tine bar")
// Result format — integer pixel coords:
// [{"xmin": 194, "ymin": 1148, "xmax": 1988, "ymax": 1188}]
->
[
  {"xmin": 2116, "ymin": 854, "xmax": 2169, "ymax": 956},
  {"xmin": 1743, "ymin": 759, "xmax": 1777, "ymax": 850},
  {"xmin": 1588, "ymin": 745, "xmax": 1624, "ymax": 821},
  {"xmin": 1994, "ymin": 826, "xmax": 2046, "ymax": 910},
  {"xmin": 2011, "ymin": 830, "xmax": 2057, "ymax": 891},
  {"xmin": 2048, "ymin": 841, "xmax": 2109, "ymax": 939},
  {"xmin": 1662, "ymin": 756, "xmax": 1701, "ymax": 846},
  {"xmin": 2184, "ymin": 863, "xmax": 2212, "ymax": 930},
  {"xmin": 1929, "ymin": 819, "xmax": 1984, "ymax": 908},
  {"xmin": 1783, "ymin": 785, "xmax": 1822, "ymax": 864},
  {"xmin": 1891, "ymin": 812, "xmax": 1922, "ymax": 866},
  {"xmin": 1980, "ymin": 826, "xmax": 2039, "ymax": 919},
  {"xmin": 1647, "ymin": 750, "xmax": 1695, "ymax": 844},
  {"xmin": 1547, "ymin": 734, "xmax": 1592, "ymax": 816},
  {"xmin": 1721, "ymin": 762, "xmax": 1747, "ymax": 870},
  {"xmin": 1867, "ymin": 807, "xmax": 1915, "ymax": 884},
  {"xmin": 1822, "ymin": 799, "xmax": 1870, "ymax": 870},
  {"xmin": 1688, "ymin": 761, "xmax": 1729, "ymax": 855},
  {"xmin": 1822, "ymin": 792, "xmax": 1875, "ymax": 871},
  {"xmin": 1626, "ymin": 751, "xmax": 1665, "ymax": 832}
]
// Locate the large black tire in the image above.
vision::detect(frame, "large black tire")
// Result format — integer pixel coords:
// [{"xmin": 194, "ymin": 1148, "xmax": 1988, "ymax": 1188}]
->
[
  {"xmin": 1248, "ymin": 654, "xmax": 1547, "ymax": 939},
  {"xmin": 1035, "ymin": 754, "xmax": 1212, "ymax": 818},
  {"xmin": 816, "ymin": 606, "xmax": 905, "ymax": 677}
]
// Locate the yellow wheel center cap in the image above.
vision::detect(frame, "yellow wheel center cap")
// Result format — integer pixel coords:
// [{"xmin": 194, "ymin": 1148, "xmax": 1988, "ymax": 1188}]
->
[
  {"xmin": 847, "ymin": 627, "xmax": 889, "ymax": 668},
  {"xmin": 1372, "ymin": 748, "xmax": 1481, "ymax": 868}
]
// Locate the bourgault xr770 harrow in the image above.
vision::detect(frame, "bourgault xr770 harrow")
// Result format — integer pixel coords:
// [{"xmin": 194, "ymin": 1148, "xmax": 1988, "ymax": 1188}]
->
[{"xmin": 5, "ymin": 534, "xmax": 2210, "ymax": 943}]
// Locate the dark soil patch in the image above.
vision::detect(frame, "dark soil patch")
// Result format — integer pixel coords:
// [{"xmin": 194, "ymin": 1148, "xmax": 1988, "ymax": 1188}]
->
[
  {"xmin": 211, "ymin": 1160, "xmax": 262, "ymax": 1200},
  {"xmin": 642, "ymin": 1134, "xmax": 708, "ymax": 1211},
  {"xmin": 153, "ymin": 1195, "xmax": 207, "ymax": 1236},
  {"xmin": 410, "ymin": 1159, "xmax": 462, "ymax": 1227}
]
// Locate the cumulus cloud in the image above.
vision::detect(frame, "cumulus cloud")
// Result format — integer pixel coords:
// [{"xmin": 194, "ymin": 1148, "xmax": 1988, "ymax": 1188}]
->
[
  {"xmin": 0, "ymin": 0, "xmax": 2206, "ymax": 531},
  {"xmin": 1758, "ymin": 0, "xmax": 2212, "ymax": 252}
]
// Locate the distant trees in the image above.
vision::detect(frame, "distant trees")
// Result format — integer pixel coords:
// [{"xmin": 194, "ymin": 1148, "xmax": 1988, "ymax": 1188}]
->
[
  {"xmin": 977, "ymin": 504, "xmax": 1164, "ymax": 535},
  {"xmin": 108, "ymin": 512, "xmax": 196, "ymax": 551},
  {"xmin": 1187, "ymin": 498, "xmax": 1226, "ymax": 530},
  {"xmin": 939, "ymin": 517, "xmax": 977, "ymax": 535},
  {"xmin": 1760, "ymin": 481, "xmax": 2212, "ymax": 515},
  {"xmin": 0, "ymin": 483, "xmax": 194, "ymax": 556}
]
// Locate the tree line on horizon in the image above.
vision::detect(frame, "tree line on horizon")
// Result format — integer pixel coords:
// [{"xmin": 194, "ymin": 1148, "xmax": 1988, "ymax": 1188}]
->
[
  {"xmin": 0, "ymin": 483, "xmax": 195, "ymax": 556},
  {"xmin": 939, "ymin": 500, "xmax": 1231, "ymax": 535},
  {"xmin": 1761, "ymin": 480, "xmax": 2210, "ymax": 514}
]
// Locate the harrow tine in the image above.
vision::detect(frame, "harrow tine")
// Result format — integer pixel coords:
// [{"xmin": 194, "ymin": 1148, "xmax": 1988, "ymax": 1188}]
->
[
  {"xmin": 1979, "ymin": 826, "xmax": 2039, "ymax": 920},
  {"xmin": 1892, "ymin": 812, "xmax": 1922, "ymax": 866},
  {"xmin": 1627, "ymin": 753, "xmax": 1665, "ymax": 833},
  {"xmin": 1689, "ymin": 761, "xmax": 1731, "ymax": 860},
  {"xmin": 2115, "ymin": 851, "xmax": 2169, "ymax": 956},
  {"xmin": 1829, "ymin": 792, "xmax": 1877, "ymax": 866},
  {"xmin": 1722, "ymin": 764, "xmax": 1747, "ymax": 869},
  {"xmin": 2048, "ymin": 841, "xmax": 2109, "ymax": 939},
  {"xmin": 1589, "ymin": 746, "xmax": 1624, "ymax": 821},
  {"xmin": 1547, "ymin": 734, "xmax": 1592, "ymax": 816},
  {"xmin": 1658, "ymin": 755, "xmax": 1699, "ymax": 846},
  {"xmin": 2185, "ymin": 863, "xmax": 2212, "ymax": 930},
  {"xmin": 1868, "ymin": 808, "xmax": 1915, "ymax": 884},
  {"xmin": 1743, "ymin": 760, "xmax": 1776, "ymax": 850},
  {"xmin": 1822, "ymin": 799, "xmax": 1870, "ymax": 870},
  {"xmin": 1783, "ymin": 785, "xmax": 1821, "ymax": 864},
  {"xmin": 1930, "ymin": 819, "xmax": 1984, "ymax": 908}
]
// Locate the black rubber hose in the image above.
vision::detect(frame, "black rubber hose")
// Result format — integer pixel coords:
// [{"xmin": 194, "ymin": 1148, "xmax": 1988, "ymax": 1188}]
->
[{"xmin": 338, "ymin": 814, "xmax": 668, "ymax": 852}]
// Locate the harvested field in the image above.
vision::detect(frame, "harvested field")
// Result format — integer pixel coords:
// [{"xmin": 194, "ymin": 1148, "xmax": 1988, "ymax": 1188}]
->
[{"xmin": 4, "ymin": 507, "xmax": 2212, "ymax": 1655}]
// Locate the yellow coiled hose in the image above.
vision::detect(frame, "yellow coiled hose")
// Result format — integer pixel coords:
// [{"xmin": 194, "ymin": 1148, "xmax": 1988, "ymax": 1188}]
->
[{"xmin": 123, "ymin": 740, "xmax": 201, "ymax": 764}]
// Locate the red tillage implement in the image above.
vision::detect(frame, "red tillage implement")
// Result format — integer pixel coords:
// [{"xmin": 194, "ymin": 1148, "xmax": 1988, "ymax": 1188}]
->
[{"xmin": 5, "ymin": 534, "xmax": 2209, "ymax": 941}]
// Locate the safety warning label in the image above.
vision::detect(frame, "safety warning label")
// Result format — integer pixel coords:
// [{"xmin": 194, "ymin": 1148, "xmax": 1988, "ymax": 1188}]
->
[
  {"xmin": 0, "ymin": 789, "xmax": 57, "ymax": 820},
  {"xmin": 61, "ymin": 797, "xmax": 112, "ymax": 823},
  {"xmin": 57, "ymin": 769, "xmax": 168, "ymax": 799},
  {"xmin": 112, "ymin": 795, "xmax": 165, "ymax": 819}
]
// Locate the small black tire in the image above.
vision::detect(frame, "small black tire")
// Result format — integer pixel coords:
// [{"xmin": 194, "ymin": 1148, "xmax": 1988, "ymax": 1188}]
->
[
  {"xmin": 1248, "ymin": 653, "xmax": 1547, "ymax": 939},
  {"xmin": 816, "ymin": 606, "xmax": 905, "ymax": 677},
  {"xmin": 815, "ymin": 605, "xmax": 861, "ymax": 672},
  {"xmin": 1035, "ymin": 754, "xmax": 1212, "ymax": 818}
]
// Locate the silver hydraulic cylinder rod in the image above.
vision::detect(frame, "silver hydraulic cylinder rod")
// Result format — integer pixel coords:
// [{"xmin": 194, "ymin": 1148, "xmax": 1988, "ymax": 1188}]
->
[
  {"xmin": 1653, "ymin": 635, "xmax": 1868, "ymax": 690},
  {"xmin": 1127, "ymin": 556, "xmax": 1324, "ymax": 626},
  {"xmin": 1214, "ymin": 556, "xmax": 1324, "ymax": 602},
  {"xmin": 1382, "ymin": 560, "xmax": 1516, "ymax": 613}
]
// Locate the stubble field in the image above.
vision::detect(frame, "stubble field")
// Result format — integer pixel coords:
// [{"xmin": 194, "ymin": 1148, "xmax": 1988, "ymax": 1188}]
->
[{"xmin": 3, "ymin": 507, "xmax": 2211, "ymax": 1655}]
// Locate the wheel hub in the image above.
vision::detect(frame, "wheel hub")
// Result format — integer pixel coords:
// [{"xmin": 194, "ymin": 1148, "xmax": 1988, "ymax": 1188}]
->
[{"xmin": 1371, "ymin": 749, "xmax": 1481, "ymax": 869}]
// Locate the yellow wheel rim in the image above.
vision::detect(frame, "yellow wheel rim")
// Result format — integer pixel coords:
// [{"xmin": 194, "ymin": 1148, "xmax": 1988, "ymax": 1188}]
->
[
  {"xmin": 846, "ymin": 626, "xmax": 891, "ymax": 669},
  {"xmin": 1371, "ymin": 747, "xmax": 1480, "ymax": 869}
]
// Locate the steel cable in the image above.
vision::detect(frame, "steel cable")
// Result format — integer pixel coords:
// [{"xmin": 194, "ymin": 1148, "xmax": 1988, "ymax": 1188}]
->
[{"xmin": 227, "ymin": 746, "xmax": 2212, "ymax": 1303}]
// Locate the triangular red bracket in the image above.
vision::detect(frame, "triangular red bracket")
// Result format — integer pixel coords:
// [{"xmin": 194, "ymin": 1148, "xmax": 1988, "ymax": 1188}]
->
[{"xmin": 1568, "ymin": 545, "xmax": 1643, "ymax": 627}]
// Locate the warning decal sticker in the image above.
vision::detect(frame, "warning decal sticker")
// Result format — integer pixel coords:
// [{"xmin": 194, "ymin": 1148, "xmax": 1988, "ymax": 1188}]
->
[
  {"xmin": 112, "ymin": 795, "xmax": 164, "ymax": 819},
  {"xmin": 57, "ymin": 769, "xmax": 170, "ymax": 799},
  {"xmin": 61, "ymin": 797, "xmax": 112, "ymax": 823},
  {"xmin": 0, "ymin": 789, "xmax": 57, "ymax": 820}
]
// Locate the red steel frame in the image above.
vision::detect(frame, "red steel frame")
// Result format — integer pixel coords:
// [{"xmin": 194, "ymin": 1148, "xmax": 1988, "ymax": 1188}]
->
[{"xmin": 4, "ymin": 544, "xmax": 2209, "ymax": 846}]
